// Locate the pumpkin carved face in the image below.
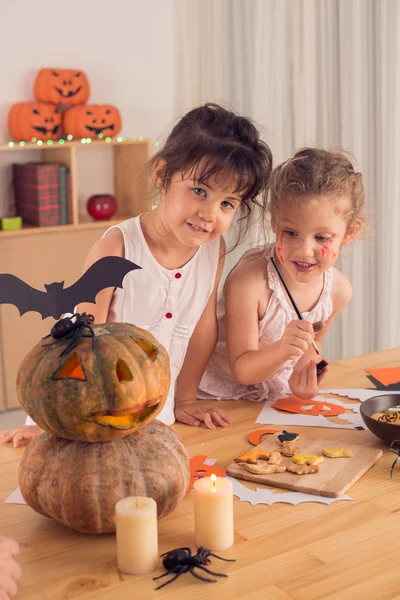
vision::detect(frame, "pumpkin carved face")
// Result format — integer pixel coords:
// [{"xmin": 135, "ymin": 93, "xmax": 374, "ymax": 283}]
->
[
  {"xmin": 17, "ymin": 322, "xmax": 170, "ymax": 442},
  {"xmin": 274, "ymin": 395, "xmax": 346, "ymax": 417},
  {"xmin": 34, "ymin": 68, "xmax": 90, "ymax": 105},
  {"xmin": 63, "ymin": 104, "xmax": 122, "ymax": 139},
  {"xmin": 8, "ymin": 102, "xmax": 62, "ymax": 142}
]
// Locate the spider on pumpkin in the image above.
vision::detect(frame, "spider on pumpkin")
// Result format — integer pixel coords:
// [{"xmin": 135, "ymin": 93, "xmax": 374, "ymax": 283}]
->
[
  {"xmin": 42, "ymin": 312, "xmax": 95, "ymax": 357},
  {"xmin": 153, "ymin": 546, "xmax": 235, "ymax": 590}
]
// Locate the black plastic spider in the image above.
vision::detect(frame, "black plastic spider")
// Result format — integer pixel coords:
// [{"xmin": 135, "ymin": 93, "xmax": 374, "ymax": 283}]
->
[
  {"xmin": 389, "ymin": 439, "xmax": 400, "ymax": 478},
  {"xmin": 153, "ymin": 546, "xmax": 235, "ymax": 590},
  {"xmin": 42, "ymin": 312, "xmax": 95, "ymax": 357}
]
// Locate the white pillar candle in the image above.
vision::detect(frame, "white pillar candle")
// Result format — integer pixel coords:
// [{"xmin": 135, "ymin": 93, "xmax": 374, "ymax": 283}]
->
[
  {"xmin": 194, "ymin": 474, "xmax": 234, "ymax": 551},
  {"xmin": 116, "ymin": 496, "xmax": 158, "ymax": 575}
]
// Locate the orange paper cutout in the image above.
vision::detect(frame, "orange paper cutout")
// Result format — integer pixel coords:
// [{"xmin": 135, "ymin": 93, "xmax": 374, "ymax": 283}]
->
[
  {"xmin": 366, "ymin": 367, "xmax": 400, "ymax": 387},
  {"xmin": 273, "ymin": 395, "xmax": 346, "ymax": 417},
  {"xmin": 187, "ymin": 455, "xmax": 226, "ymax": 494},
  {"xmin": 248, "ymin": 429, "xmax": 278, "ymax": 446}
]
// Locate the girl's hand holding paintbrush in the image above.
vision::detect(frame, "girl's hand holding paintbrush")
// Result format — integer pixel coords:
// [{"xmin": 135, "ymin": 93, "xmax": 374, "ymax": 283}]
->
[{"xmin": 278, "ymin": 320, "xmax": 324, "ymax": 362}]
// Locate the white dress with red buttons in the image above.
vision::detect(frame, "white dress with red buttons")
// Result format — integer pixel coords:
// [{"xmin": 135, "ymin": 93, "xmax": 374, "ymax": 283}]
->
[{"xmin": 104, "ymin": 215, "xmax": 221, "ymax": 425}]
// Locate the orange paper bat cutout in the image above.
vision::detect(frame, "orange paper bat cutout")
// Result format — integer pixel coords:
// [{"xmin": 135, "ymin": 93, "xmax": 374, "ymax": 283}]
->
[
  {"xmin": 248, "ymin": 429, "xmax": 279, "ymax": 445},
  {"xmin": 273, "ymin": 395, "xmax": 346, "ymax": 417},
  {"xmin": 187, "ymin": 455, "xmax": 226, "ymax": 494},
  {"xmin": 366, "ymin": 367, "xmax": 400, "ymax": 388}
]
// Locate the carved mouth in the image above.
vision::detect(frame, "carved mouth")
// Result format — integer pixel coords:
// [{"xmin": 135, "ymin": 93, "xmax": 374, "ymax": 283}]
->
[
  {"xmin": 33, "ymin": 125, "xmax": 60, "ymax": 135},
  {"xmin": 54, "ymin": 86, "xmax": 82, "ymax": 98},
  {"xmin": 88, "ymin": 398, "xmax": 161, "ymax": 429},
  {"xmin": 85, "ymin": 124, "xmax": 115, "ymax": 135}
]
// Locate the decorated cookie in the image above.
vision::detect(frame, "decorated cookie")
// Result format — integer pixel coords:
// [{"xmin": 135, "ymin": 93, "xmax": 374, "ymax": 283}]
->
[
  {"xmin": 371, "ymin": 411, "xmax": 400, "ymax": 424},
  {"xmin": 234, "ymin": 450, "xmax": 270, "ymax": 464},
  {"xmin": 277, "ymin": 430, "xmax": 299, "ymax": 443},
  {"xmin": 322, "ymin": 448, "xmax": 353, "ymax": 458},
  {"xmin": 287, "ymin": 463, "xmax": 320, "ymax": 475},
  {"xmin": 292, "ymin": 454, "xmax": 324, "ymax": 466},
  {"xmin": 243, "ymin": 462, "xmax": 287, "ymax": 475}
]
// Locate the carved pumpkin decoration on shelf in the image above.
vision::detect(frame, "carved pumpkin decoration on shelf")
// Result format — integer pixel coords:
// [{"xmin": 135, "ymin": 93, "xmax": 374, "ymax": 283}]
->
[
  {"xmin": 34, "ymin": 68, "xmax": 90, "ymax": 105},
  {"xmin": 63, "ymin": 104, "xmax": 122, "ymax": 139},
  {"xmin": 17, "ymin": 322, "xmax": 170, "ymax": 442},
  {"xmin": 19, "ymin": 420, "xmax": 190, "ymax": 534},
  {"xmin": 8, "ymin": 102, "xmax": 62, "ymax": 142}
]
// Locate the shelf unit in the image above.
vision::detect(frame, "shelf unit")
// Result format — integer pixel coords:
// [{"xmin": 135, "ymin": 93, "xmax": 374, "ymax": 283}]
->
[
  {"xmin": 0, "ymin": 137, "xmax": 152, "ymax": 412},
  {"xmin": 0, "ymin": 137, "xmax": 152, "ymax": 235}
]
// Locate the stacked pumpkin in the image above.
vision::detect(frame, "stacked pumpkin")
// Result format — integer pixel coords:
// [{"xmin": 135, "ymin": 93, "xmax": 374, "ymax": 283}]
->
[
  {"xmin": 17, "ymin": 322, "xmax": 190, "ymax": 534},
  {"xmin": 8, "ymin": 68, "xmax": 122, "ymax": 142}
]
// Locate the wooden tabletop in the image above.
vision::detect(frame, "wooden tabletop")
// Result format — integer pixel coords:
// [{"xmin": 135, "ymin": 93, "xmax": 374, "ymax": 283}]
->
[{"xmin": 1, "ymin": 348, "xmax": 400, "ymax": 599}]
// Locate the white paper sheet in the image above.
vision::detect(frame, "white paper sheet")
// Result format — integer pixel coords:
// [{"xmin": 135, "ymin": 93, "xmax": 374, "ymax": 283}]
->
[
  {"xmin": 4, "ymin": 487, "xmax": 26, "ymax": 505},
  {"xmin": 256, "ymin": 393, "xmax": 364, "ymax": 429},
  {"xmin": 227, "ymin": 476, "xmax": 353, "ymax": 506}
]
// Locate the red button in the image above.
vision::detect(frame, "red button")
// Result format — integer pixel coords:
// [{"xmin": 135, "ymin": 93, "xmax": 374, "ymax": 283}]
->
[
  {"xmin": 175, "ymin": 273, "xmax": 182, "ymax": 279},
  {"xmin": 165, "ymin": 312, "xmax": 173, "ymax": 319}
]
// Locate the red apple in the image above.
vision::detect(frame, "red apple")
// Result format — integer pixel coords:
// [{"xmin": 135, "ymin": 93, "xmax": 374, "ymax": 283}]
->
[{"xmin": 87, "ymin": 194, "xmax": 117, "ymax": 220}]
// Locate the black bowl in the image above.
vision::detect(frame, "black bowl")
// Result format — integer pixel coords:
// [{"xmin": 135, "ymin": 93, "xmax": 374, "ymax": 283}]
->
[{"xmin": 360, "ymin": 394, "xmax": 400, "ymax": 444}]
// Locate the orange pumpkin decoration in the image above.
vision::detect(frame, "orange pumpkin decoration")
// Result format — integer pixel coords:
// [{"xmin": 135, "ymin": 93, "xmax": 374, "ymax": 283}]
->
[
  {"xmin": 273, "ymin": 395, "xmax": 346, "ymax": 417},
  {"xmin": 34, "ymin": 68, "xmax": 90, "ymax": 105},
  {"xmin": 188, "ymin": 455, "xmax": 226, "ymax": 491},
  {"xmin": 63, "ymin": 104, "xmax": 122, "ymax": 139},
  {"xmin": 17, "ymin": 322, "xmax": 170, "ymax": 442},
  {"xmin": 19, "ymin": 421, "xmax": 190, "ymax": 534},
  {"xmin": 8, "ymin": 102, "xmax": 61, "ymax": 142}
]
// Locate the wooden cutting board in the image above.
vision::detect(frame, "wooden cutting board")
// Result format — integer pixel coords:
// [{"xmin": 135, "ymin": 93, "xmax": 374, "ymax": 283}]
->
[{"xmin": 226, "ymin": 432, "xmax": 383, "ymax": 498}]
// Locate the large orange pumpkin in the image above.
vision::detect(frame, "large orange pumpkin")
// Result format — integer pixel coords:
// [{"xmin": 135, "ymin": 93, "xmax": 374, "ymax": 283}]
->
[
  {"xmin": 34, "ymin": 68, "xmax": 90, "ymax": 105},
  {"xmin": 17, "ymin": 322, "xmax": 170, "ymax": 442},
  {"xmin": 19, "ymin": 421, "xmax": 190, "ymax": 534},
  {"xmin": 63, "ymin": 104, "xmax": 122, "ymax": 139},
  {"xmin": 8, "ymin": 102, "xmax": 62, "ymax": 142}
]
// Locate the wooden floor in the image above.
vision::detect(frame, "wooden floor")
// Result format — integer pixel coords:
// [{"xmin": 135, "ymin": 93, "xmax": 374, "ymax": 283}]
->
[{"xmin": 1, "ymin": 347, "xmax": 400, "ymax": 599}]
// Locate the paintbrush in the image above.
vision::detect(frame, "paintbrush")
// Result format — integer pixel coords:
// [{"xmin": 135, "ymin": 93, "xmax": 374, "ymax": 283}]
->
[{"xmin": 270, "ymin": 256, "xmax": 320, "ymax": 356}]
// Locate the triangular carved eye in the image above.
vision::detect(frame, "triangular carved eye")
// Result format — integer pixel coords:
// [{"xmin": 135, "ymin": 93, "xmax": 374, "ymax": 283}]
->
[
  {"xmin": 53, "ymin": 353, "xmax": 86, "ymax": 380},
  {"xmin": 116, "ymin": 359, "xmax": 133, "ymax": 382},
  {"xmin": 132, "ymin": 337, "xmax": 159, "ymax": 362}
]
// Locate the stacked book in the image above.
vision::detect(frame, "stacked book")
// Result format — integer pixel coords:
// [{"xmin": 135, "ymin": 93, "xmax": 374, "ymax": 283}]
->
[{"xmin": 12, "ymin": 162, "xmax": 71, "ymax": 227}]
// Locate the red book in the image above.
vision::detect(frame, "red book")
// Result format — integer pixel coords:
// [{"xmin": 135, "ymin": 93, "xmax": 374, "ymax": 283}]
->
[{"xmin": 13, "ymin": 162, "xmax": 60, "ymax": 227}]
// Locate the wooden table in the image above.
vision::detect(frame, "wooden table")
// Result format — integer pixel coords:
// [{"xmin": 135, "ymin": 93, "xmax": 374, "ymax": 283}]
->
[{"xmin": 1, "ymin": 348, "xmax": 400, "ymax": 599}]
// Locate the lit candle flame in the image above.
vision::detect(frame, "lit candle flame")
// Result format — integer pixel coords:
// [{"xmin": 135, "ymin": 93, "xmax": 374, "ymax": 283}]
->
[{"xmin": 211, "ymin": 474, "xmax": 217, "ymax": 493}]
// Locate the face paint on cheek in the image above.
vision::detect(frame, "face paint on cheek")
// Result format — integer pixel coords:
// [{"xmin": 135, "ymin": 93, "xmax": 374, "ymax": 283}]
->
[{"xmin": 276, "ymin": 232, "xmax": 285, "ymax": 264}]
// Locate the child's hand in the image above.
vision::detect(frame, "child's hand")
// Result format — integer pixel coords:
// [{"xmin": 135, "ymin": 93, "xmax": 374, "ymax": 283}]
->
[
  {"xmin": 279, "ymin": 320, "xmax": 316, "ymax": 361},
  {"xmin": 2, "ymin": 425, "xmax": 44, "ymax": 448},
  {"xmin": 0, "ymin": 535, "xmax": 21, "ymax": 599},
  {"xmin": 174, "ymin": 401, "xmax": 231, "ymax": 429},
  {"xmin": 288, "ymin": 359, "xmax": 328, "ymax": 400}
]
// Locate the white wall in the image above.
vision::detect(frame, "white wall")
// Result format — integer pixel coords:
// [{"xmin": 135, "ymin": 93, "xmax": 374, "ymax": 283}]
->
[{"xmin": 0, "ymin": 0, "xmax": 177, "ymax": 215}]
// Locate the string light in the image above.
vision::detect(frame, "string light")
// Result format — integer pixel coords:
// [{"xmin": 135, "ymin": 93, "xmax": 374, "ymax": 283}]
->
[
  {"xmin": 5, "ymin": 136, "xmax": 151, "ymax": 147},
  {"xmin": 153, "ymin": 141, "xmax": 159, "ymax": 148}
]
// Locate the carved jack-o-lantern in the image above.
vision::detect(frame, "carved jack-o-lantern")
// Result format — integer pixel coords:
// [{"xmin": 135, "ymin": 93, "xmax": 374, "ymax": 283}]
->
[
  {"xmin": 8, "ymin": 102, "xmax": 62, "ymax": 142},
  {"xmin": 17, "ymin": 322, "xmax": 170, "ymax": 442},
  {"xmin": 63, "ymin": 104, "xmax": 122, "ymax": 139},
  {"xmin": 34, "ymin": 69, "xmax": 90, "ymax": 105},
  {"xmin": 274, "ymin": 395, "xmax": 346, "ymax": 417}
]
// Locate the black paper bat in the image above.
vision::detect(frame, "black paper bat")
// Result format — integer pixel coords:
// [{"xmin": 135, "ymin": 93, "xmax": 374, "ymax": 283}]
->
[{"xmin": 0, "ymin": 256, "xmax": 141, "ymax": 320}]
